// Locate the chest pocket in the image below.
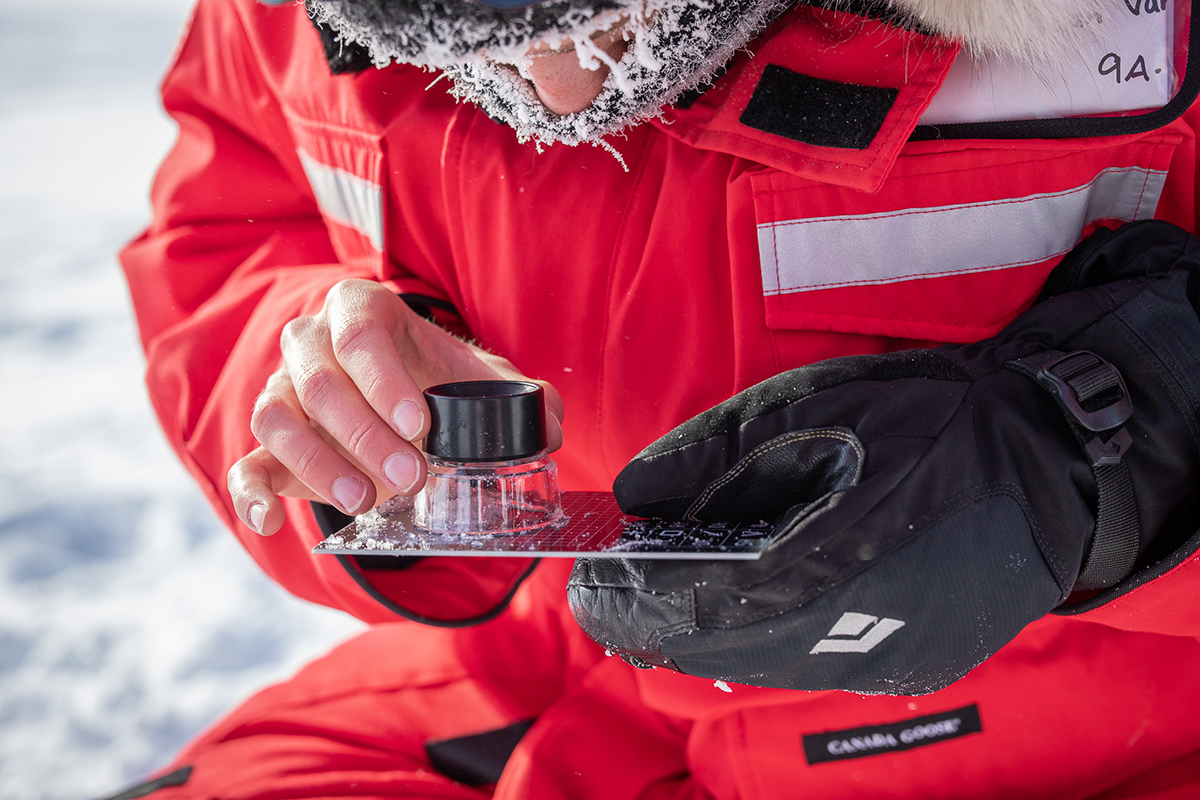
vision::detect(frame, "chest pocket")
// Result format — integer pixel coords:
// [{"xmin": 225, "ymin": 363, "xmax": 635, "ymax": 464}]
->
[
  {"xmin": 751, "ymin": 133, "xmax": 1180, "ymax": 353},
  {"xmin": 286, "ymin": 112, "xmax": 386, "ymax": 270}
]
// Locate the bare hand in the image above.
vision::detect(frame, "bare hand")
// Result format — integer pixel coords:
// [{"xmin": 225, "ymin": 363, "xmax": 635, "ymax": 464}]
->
[{"xmin": 227, "ymin": 279, "xmax": 563, "ymax": 536}]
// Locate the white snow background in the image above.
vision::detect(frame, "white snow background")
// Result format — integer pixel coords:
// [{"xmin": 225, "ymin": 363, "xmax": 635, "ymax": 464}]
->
[{"xmin": 0, "ymin": 2, "xmax": 365, "ymax": 798}]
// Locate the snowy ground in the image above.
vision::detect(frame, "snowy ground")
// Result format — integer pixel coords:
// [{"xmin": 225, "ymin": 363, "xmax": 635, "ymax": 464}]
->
[{"xmin": 0, "ymin": 3, "xmax": 364, "ymax": 798}]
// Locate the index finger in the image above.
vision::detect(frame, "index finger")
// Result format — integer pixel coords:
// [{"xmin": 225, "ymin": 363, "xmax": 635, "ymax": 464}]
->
[{"xmin": 324, "ymin": 281, "xmax": 430, "ymax": 443}]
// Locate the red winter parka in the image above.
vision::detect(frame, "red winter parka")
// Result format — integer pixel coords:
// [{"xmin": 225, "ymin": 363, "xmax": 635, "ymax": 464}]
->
[{"xmin": 120, "ymin": 0, "xmax": 1200, "ymax": 797}]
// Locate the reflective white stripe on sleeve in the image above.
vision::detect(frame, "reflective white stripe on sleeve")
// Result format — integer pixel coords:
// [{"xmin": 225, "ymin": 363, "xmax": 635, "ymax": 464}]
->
[
  {"xmin": 298, "ymin": 148, "xmax": 384, "ymax": 252},
  {"xmin": 758, "ymin": 167, "xmax": 1167, "ymax": 295}
]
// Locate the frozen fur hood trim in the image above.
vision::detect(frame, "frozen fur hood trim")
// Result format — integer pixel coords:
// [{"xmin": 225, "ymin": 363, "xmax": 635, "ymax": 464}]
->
[
  {"xmin": 307, "ymin": 0, "xmax": 792, "ymax": 149},
  {"xmin": 887, "ymin": 0, "xmax": 1113, "ymax": 64},
  {"xmin": 305, "ymin": 0, "xmax": 1116, "ymax": 149}
]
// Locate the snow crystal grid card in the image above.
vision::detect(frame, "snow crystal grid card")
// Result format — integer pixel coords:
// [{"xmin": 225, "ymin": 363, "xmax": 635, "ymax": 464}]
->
[{"xmin": 313, "ymin": 492, "xmax": 775, "ymax": 559}]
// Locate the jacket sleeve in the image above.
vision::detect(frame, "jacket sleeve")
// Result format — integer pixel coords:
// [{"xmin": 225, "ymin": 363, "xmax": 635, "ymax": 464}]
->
[{"xmin": 120, "ymin": 0, "xmax": 535, "ymax": 626}]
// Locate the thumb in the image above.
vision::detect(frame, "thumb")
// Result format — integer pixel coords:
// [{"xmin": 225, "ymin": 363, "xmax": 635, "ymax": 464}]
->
[{"xmin": 615, "ymin": 426, "xmax": 863, "ymax": 523}]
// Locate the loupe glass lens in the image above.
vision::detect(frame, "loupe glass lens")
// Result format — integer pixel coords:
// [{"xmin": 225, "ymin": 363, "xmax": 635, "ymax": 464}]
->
[{"xmin": 412, "ymin": 453, "xmax": 564, "ymax": 535}]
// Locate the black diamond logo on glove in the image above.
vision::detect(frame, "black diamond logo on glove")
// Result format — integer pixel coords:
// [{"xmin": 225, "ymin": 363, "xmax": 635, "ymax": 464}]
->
[{"xmin": 810, "ymin": 612, "xmax": 905, "ymax": 654}]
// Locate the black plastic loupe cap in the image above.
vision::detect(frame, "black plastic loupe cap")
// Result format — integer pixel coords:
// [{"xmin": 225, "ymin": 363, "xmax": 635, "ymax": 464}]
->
[{"xmin": 423, "ymin": 380, "xmax": 547, "ymax": 462}]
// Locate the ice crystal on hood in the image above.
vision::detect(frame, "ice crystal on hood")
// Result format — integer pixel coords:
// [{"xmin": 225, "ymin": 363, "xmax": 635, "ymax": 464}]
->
[{"xmin": 307, "ymin": 0, "xmax": 633, "ymax": 67}]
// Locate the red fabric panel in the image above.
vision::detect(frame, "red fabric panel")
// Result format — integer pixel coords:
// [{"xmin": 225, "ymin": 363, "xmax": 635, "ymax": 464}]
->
[
  {"xmin": 1072, "ymin": 553, "xmax": 1200, "ymax": 638},
  {"xmin": 135, "ymin": 592, "xmax": 1200, "ymax": 800},
  {"xmin": 142, "ymin": 562, "xmax": 609, "ymax": 800},
  {"xmin": 501, "ymin": 660, "xmax": 702, "ymax": 800},
  {"xmin": 1092, "ymin": 747, "xmax": 1200, "ymax": 799},
  {"xmin": 675, "ymin": 616, "xmax": 1200, "ymax": 799}
]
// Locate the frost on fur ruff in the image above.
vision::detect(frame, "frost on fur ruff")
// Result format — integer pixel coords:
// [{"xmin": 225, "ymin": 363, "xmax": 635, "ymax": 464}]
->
[{"xmin": 308, "ymin": 0, "xmax": 790, "ymax": 147}]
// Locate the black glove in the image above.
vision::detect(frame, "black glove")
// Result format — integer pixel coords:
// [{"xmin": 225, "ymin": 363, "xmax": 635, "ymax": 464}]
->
[{"xmin": 567, "ymin": 221, "xmax": 1200, "ymax": 695}]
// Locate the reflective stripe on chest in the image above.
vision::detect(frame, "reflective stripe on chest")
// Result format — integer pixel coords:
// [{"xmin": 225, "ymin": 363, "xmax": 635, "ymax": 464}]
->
[
  {"xmin": 297, "ymin": 148, "xmax": 384, "ymax": 252},
  {"xmin": 758, "ymin": 166, "xmax": 1167, "ymax": 296},
  {"xmin": 286, "ymin": 112, "xmax": 386, "ymax": 266},
  {"xmin": 749, "ymin": 132, "xmax": 1182, "ymax": 345}
]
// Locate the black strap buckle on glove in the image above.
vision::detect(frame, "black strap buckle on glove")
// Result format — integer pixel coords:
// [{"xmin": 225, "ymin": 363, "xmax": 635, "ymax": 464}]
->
[
  {"xmin": 568, "ymin": 220, "xmax": 1200, "ymax": 695},
  {"xmin": 1009, "ymin": 350, "xmax": 1138, "ymax": 591},
  {"xmin": 1032, "ymin": 350, "xmax": 1133, "ymax": 436}
]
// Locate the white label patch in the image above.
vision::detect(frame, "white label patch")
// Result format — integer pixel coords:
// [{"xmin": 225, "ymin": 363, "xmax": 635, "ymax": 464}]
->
[
  {"xmin": 803, "ymin": 705, "xmax": 983, "ymax": 764},
  {"xmin": 921, "ymin": 1, "xmax": 1173, "ymax": 124}
]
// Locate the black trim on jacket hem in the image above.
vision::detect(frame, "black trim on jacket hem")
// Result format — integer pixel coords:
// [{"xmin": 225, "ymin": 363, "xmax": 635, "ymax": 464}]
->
[
  {"xmin": 399, "ymin": 292, "xmax": 460, "ymax": 322},
  {"xmin": 425, "ymin": 720, "xmax": 536, "ymax": 786},
  {"xmin": 335, "ymin": 553, "xmax": 540, "ymax": 628},
  {"xmin": 1053, "ymin": 524, "xmax": 1200, "ymax": 615},
  {"xmin": 314, "ymin": 493, "xmax": 540, "ymax": 627},
  {"xmin": 95, "ymin": 766, "xmax": 193, "ymax": 800}
]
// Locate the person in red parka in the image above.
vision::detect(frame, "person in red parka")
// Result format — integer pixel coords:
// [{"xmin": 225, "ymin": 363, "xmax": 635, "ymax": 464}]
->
[{"xmin": 114, "ymin": 0, "xmax": 1200, "ymax": 797}]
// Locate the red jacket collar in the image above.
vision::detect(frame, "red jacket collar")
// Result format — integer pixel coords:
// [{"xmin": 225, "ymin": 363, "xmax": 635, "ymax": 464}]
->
[{"xmin": 653, "ymin": 4, "xmax": 960, "ymax": 192}]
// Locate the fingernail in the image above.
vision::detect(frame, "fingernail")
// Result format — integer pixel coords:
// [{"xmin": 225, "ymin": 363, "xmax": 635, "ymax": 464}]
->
[
  {"xmin": 392, "ymin": 400, "xmax": 424, "ymax": 441},
  {"xmin": 333, "ymin": 477, "xmax": 367, "ymax": 514},
  {"xmin": 384, "ymin": 452, "xmax": 421, "ymax": 493},
  {"xmin": 248, "ymin": 502, "xmax": 267, "ymax": 535}
]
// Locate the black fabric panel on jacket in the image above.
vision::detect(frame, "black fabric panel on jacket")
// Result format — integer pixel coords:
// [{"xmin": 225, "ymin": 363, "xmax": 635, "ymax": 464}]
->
[
  {"xmin": 310, "ymin": 16, "xmax": 375, "ymax": 75},
  {"xmin": 425, "ymin": 720, "xmax": 535, "ymax": 786},
  {"xmin": 399, "ymin": 292, "xmax": 466, "ymax": 334},
  {"xmin": 399, "ymin": 292, "xmax": 460, "ymax": 322},
  {"xmin": 1055, "ymin": 525, "xmax": 1200, "ymax": 614},
  {"xmin": 328, "ymin": 528, "xmax": 541, "ymax": 628},
  {"xmin": 739, "ymin": 64, "xmax": 898, "ymax": 149},
  {"xmin": 95, "ymin": 766, "xmax": 193, "ymax": 800}
]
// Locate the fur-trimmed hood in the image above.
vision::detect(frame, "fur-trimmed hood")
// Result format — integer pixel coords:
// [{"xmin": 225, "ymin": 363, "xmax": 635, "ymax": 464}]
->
[
  {"xmin": 889, "ymin": 0, "xmax": 1112, "ymax": 64},
  {"xmin": 307, "ymin": 0, "xmax": 1120, "ymax": 148}
]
